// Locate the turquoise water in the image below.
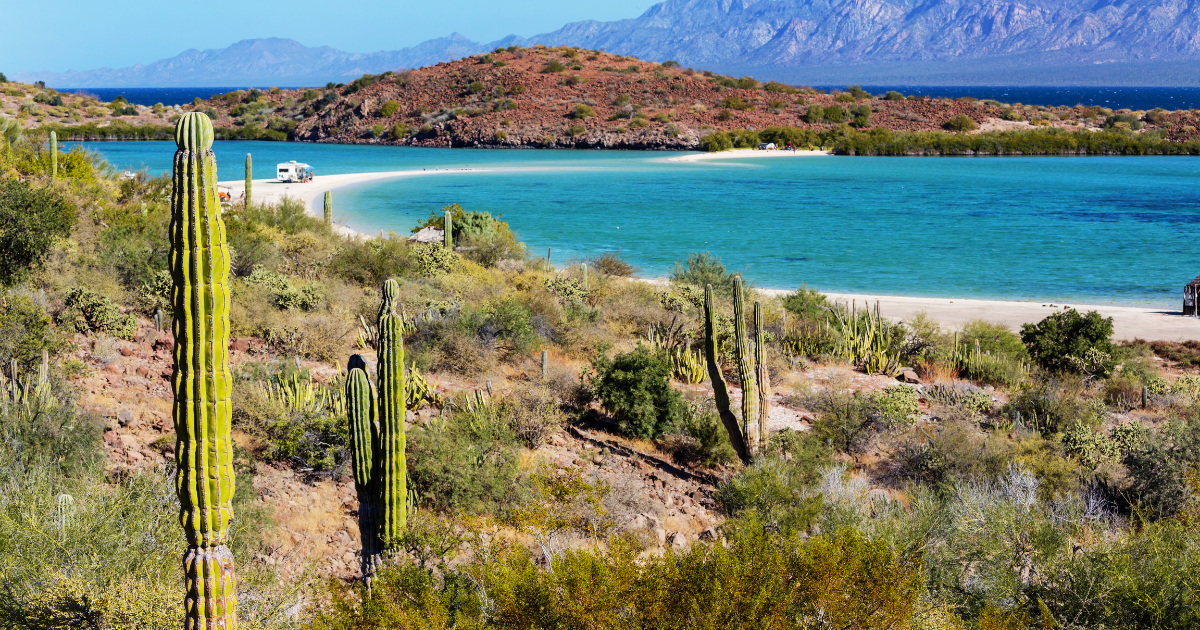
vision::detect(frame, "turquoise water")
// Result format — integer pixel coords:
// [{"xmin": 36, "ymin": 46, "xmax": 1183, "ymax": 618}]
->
[{"xmin": 77, "ymin": 140, "xmax": 1200, "ymax": 309}]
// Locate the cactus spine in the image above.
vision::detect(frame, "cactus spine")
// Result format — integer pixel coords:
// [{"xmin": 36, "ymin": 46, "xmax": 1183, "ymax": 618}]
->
[
  {"xmin": 345, "ymin": 354, "xmax": 381, "ymax": 575},
  {"xmin": 376, "ymin": 279, "xmax": 407, "ymax": 545},
  {"xmin": 704, "ymin": 284, "xmax": 750, "ymax": 463},
  {"xmin": 244, "ymin": 153, "xmax": 252, "ymax": 207},
  {"xmin": 49, "ymin": 131, "xmax": 57, "ymax": 179},
  {"xmin": 754, "ymin": 301, "xmax": 771, "ymax": 449},
  {"xmin": 323, "ymin": 191, "xmax": 333, "ymax": 231},
  {"xmin": 732, "ymin": 276, "xmax": 758, "ymax": 453},
  {"xmin": 170, "ymin": 112, "xmax": 237, "ymax": 629},
  {"xmin": 444, "ymin": 210, "xmax": 453, "ymax": 249}
]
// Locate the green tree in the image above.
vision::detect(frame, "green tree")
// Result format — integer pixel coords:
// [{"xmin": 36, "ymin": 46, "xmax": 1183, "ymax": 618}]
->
[
  {"xmin": 944, "ymin": 114, "xmax": 978, "ymax": 132},
  {"xmin": 0, "ymin": 179, "xmax": 75, "ymax": 285},
  {"xmin": 593, "ymin": 345, "xmax": 685, "ymax": 439},
  {"xmin": 1020, "ymin": 309, "xmax": 1115, "ymax": 376},
  {"xmin": 671, "ymin": 251, "xmax": 740, "ymax": 296}
]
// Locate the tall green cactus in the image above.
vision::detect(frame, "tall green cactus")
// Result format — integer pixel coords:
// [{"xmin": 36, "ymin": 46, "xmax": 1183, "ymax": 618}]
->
[
  {"xmin": 345, "ymin": 354, "xmax": 381, "ymax": 575},
  {"xmin": 444, "ymin": 210, "xmax": 453, "ymax": 249},
  {"xmin": 704, "ymin": 284, "xmax": 749, "ymax": 463},
  {"xmin": 170, "ymin": 112, "xmax": 237, "ymax": 628},
  {"xmin": 345, "ymin": 279, "xmax": 409, "ymax": 579},
  {"xmin": 732, "ymin": 276, "xmax": 758, "ymax": 454},
  {"xmin": 376, "ymin": 279, "xmax": 407, "ymax": 544},
  {"xmin": 49, "ymin": 131, "xmax": 57, "ymax": 179},
  {"xmin": 244, "ymin": 153, "xmax": 252, "ymax": 207},
  {"xmin": 754, "ymin": 301, "xmax": 771, "ymax": 449},
  {"xmin": 323, "ymin": 191, "xmax": 333, "ymax": 231}
]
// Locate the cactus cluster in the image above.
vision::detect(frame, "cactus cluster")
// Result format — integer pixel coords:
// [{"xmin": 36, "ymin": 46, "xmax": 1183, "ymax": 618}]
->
[
  {"xmin": 345, "ymin": 278, "xmax": 409, "ymax": 577},
  {"xmin": 324, "ymin": 191, "xmax": 333, "ymax": 231},
  {"xmin": 703, "ymin": 276, "xmax": 771, "ymax": 462},
  {"xmin": 244, "ymin": 153, "xmax": 252, "ymax": 207},
  {"xmin": 49, "ymin": 131, "xmax": 57, "ymax": 179},
  {"xmin": 170, "ymin": 112, "xmax": 238, "ymax": 628}
]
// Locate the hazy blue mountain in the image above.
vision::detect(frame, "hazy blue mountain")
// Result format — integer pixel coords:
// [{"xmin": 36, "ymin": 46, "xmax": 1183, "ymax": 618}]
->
[
  {"xmin": 18, "ymin": 0, "xmax": 1200, "ymax": 87},
  {"xmin": 15, "ymin": 36, "xmax": 491, "ymax": 88}
]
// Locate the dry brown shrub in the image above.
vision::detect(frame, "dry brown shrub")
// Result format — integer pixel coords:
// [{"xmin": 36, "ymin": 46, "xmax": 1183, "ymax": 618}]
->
[
  {"xmin": 917, "ymin": 358, "xmax": 959, "ymax": 383},
  {"xmin": 507, "ymin": 383, "xmax": 566, "ymax": 448},
  {"xmin": 264, "ymin": 312, "xmax": 353, "ymax": 362},
  {"xmin": 430, "ymin": 332, "xmax": 496, "ymax": 377}
]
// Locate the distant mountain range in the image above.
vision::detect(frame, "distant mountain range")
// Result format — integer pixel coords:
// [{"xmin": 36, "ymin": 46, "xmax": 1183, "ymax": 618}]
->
[{"xmin": 18, "ymin": 0, "xmax": 1200, "ymax": 87}]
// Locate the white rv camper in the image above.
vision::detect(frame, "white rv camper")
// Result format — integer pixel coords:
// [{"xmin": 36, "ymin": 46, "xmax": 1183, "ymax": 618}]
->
[{"xmin": 276, "ymin": 161, "xmax": 312, "ymax": 183}]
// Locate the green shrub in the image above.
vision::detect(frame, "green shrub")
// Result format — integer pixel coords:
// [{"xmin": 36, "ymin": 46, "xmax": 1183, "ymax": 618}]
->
[
  {"xmin": 944, "ymin": 114, "xmax": 977, "ymax": 132},
  {"xmin": 960, "ymin": 319, "xmax": 1027, "ymax": 360},
  {"xmin": 1103, "ymin": 113, "xmax": 1145, "ymax": 130},
  {"xmin": 0, "ymin": 179, "xmax": 76, "ymax": 284},
  {"xmin": 1021, "ymin": 308, "xmax": 1116, "ymax": 376},
  {"xmin": 1004, "ymin": 377, "xmax": 1104, "ymax": 435},
  {"xmin": 701, "ymin": 131, "xmax": 733, "ymax": 151},
  {"xmin": 61, "ymin": 287, "xmax": 136, "ymax": 339},
  {"xmin": 809, "ymin": 388, "xmax": 876, "ymax": 453},
  {"xmin": 0, "ymin": 291, "xmax": 66, "ymax": 370},
  {"xmin": 670, "ymin": 251, "xmax": 739, "ymax": 297},
  {"xmin": 665, "ymin": 401, "xmax": 737, "ymax": 467},
  {"xmin": 573, "ymin": 104, "xmax": 594, "ymax": 119},
  {"xmin": 957, "ymin": 346, "xmax": 1029, "ymax": 388},
  {"xmin": 884, "ymin": 91, "xmax": 905, "ymax": 100},
  {"xmin": 781, "ymin": 284, "xmax": 829, "ymax": 321},
  {"xmin": 329, "ymin": 238, "xmax": 414, "ymax": 286},
  {"xmin": 803, "ymin": 106, "xmax": 825, "ymax": 123},
  {"xmin": 1123, "ymin": 416, "xmax": 1200, "ymax": 519},
  {"xmin": 376, "ymin": 100, "xmax": 400, "ymax": 117},
  {"xmin": 592, "ymin": 344, "xmax": 685, "ymax": 439},
  {"xmin": 407, "ymin": 400, "xmax": 520, "ymax": 513},
  {"xmin": 870, "ymin": 385, "xmax": 919, "ymax": 425},
  {"xmin": 541, "ymin": 59, "xmax": 566, "ymax": 73},
  {"xmin": 717, "ymin": 457, "xmax": 824, "ymax": 536},
  {"xmin": 824, "ymin": 105, "xmax": 846, "ymax": 122},
  {"xmin": 414, "ymin": 244, "xmax": 461, "ymax": 276}
]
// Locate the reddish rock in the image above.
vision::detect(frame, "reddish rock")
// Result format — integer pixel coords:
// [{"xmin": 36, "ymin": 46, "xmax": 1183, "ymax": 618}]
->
[
  {"xmin": 119, "ymin": 347, "xmax": 135, "ymax": 357},
  {"xmin": 135, "ymin": 366, "xmax": 150, "ymax": 378},
  {"xmin": 230, "ymin": 338, "xmax": 250, "ymax": 352},
  {"xmin": 104, "ymin": 364, "xmax": 124, "ymax": 374}
]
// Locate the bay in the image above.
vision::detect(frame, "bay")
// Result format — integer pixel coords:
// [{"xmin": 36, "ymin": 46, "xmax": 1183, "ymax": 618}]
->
[{"xmin": 77, "ymin": 140, "xmax": 1200, "ymax": 309}]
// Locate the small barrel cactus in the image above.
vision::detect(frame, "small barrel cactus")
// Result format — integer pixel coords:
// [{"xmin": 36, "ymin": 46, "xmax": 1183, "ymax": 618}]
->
[{"xmin": 170, "ymin": 112, "xmax": 237, "ymax": 628}]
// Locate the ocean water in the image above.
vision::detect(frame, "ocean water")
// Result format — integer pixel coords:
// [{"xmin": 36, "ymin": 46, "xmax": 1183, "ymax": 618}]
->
[
  {"xmin": 76, "ymin": 140, "xmax": 1200, "ymax": 309},
  {"xmin": 63, "ymin": 86, "xmax": 1200, "ymax": 111}
]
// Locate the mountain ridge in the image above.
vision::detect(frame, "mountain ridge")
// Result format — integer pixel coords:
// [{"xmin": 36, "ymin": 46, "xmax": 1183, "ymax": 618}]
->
[{"xmin": 16, "ymin": 0, "xmax": 1200, "ymax": 87}]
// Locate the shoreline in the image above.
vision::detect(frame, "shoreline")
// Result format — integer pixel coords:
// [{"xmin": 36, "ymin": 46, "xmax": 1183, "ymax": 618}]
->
[
  {"xmin": 664, "ymin": 148, "xmax": 831, "ymax": 162},
  {"xmin": 220, "ymin": 168, "xmax": 1199, "ymax": 342}
]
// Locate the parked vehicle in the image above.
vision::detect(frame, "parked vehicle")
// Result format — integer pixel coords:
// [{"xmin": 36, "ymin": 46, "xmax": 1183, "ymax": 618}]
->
[
  {"xmin": 757, "ymin": 142, "xmax": 777, "ymax": 150},
  {"xmin": 276, "ymin": 161, "xmax": 313, "ymax": 183}
]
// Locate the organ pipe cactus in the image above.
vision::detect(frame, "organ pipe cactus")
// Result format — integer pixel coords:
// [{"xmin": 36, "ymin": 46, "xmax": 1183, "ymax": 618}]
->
[
  {"xmin": 704, "ymin": 284, "xmax": 749, "ymax": 463},
  {"xmin": 346, "ymin": 278, "xmax": 409, "ymax": 578},
  {"xmin": 170, "ymin": 112, "xmax": 237, "ymax": 628},
  {"xmin": 732, "ymin": 276, "xmax": 758, "ymax": 453},
  {"xmin": 244, "ymin": 153, "xmax": 252, "ymax": 207},
  {"xmin": 49, "ymin": 131, "xmax": 57, "ymax": 179},
  {"xmin": 324, "ymin": 191, "xmax": 333, "ymax": 231},
  {"xmin": 444, "ymin": 210, "xmax": 453, "ymax": 249}
]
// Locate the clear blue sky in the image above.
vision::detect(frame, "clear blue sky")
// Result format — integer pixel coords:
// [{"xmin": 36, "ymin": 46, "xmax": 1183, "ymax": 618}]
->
[{"xmin": 4, "ymin": 0, "xmax": 657, "ymax": 72}]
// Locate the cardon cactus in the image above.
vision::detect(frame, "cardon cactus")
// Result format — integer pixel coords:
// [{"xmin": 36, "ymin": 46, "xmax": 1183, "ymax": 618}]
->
[
  {"xmin": 345, "ymin": 354, "xmax": 381, "ymax": 574},
  {"xmin": 444, "ymin": 210, "xmax": 453, "ymax": 249},
  {"xmin": 754, "ymin": 301, "xmax": 771, "ymax": 448},
  {"xmin": 323, "ymin": 191, "xmax": 333, "ymax": 231},
  {"xmin": 49, "ymin": 131, "xmax": 57, "ymax": 179},
  {"xmin": 732, "ymin": 276, "xmax": 758, "ymax": 453},
  {"xmin": 704, "ymin": 284, "xmax": 749, "ymax": 463},
  {"xmin": 170, "ymin": 112, "xmax": 237, "ymax": 628},
  {"xmin": 244, "ymin": 153, "xmax": 252, "ymax": 207}
]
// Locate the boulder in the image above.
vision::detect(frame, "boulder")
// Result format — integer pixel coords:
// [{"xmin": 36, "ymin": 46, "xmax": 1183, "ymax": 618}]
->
[
  {"xmin": 897, "ymin": 367, "xmax": 921, "ymax": 384},
  {"xmin": 230, "ymin": 338, "xmax": 250, "ymax": 352},
  {"xmin": 408, "ymin": 226, "xmax": 444, "ymax": 244}
]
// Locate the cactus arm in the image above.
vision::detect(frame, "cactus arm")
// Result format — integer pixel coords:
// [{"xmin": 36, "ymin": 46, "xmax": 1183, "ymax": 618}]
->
[
  {"xmin": 754, "ymin": 301, "xmax": 771, "ymax": 451},
  {"xmin": 376, "ymin": 279, "xmax": 408, "ymax": 546},
  {"xmin": 170, "ymin": 112, "xmax": 237, "ymax": 629},
  {"xmin": 444, "ymin": 211, "xmax": 453, "ymax": 249},
  {"xmin": 346, "ymin": 354, "xmax": 382, "ymax": 575},
  {"xmin": 704, "ymin": 284, "xmax": 750, "ymax": 463},
  {"xmin": 244, "ymin": 153, "xmax": 252, "ymax": 207},
  {"xmin": 732, "ymin": 276, "xmax": 758, "ymax": 454},
  {"xmin": 49, "ymin": 131, "xmax": 57, "ymax": 179},
  {"xmin": 323, "ymin": 191, "xmax": 333, "ymax": 231}
]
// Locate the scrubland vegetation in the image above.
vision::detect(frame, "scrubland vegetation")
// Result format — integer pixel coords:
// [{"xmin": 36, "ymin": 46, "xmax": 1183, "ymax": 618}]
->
[{"xmin": 1, "ymin": 115, "xmax": 1199, "ymax": 630}]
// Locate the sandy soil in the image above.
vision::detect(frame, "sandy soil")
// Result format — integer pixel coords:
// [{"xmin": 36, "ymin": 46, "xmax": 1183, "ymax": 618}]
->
[{"xmin": 665, "ymin": 148, "xmax": 831, "ymax": 162}]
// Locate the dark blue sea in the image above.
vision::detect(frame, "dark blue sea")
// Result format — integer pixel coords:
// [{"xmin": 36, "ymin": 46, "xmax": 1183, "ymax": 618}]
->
[{"xmin": 59, "ymin": 85, "xmax": 1200, "ymax": 111}]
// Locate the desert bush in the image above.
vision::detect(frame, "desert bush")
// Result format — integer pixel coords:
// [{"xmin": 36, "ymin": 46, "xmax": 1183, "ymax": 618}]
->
[
  {"xmin": 329, "ymin": 238, "xmax": 414, "ymax": 286},
  {"xmin": 960, "ymin": 319, "xmax": 1027, "ymax": 360},
  {"xmin": 592, "ymin": 344, "xmax": 686, "ymax": 439},
  {"xmin": 239, "ymin": 196, "xmax": 323, "ymax": 234},
  {"xmin": 803, "ymin": 106, "xmax": 825, "ymax": 123},
  {"xmin": 1103, "ymin": 113, "xmax": 1145, "ymax": 130},
  {"xmin": 781, "ymin": 284, "xmax": 829, "ymax": 321},
  {"xmin": 587, "ymin": 251, "xmax": 635, "ymax": 277},
  {"xmin": 262, "ymin": 313, "xmax": 353, "ymax": 362},
  {"xmin": 1004, "ymin": 376, "xmax": 1104, "ymax": 435},
  {"xmin": 0, "ymin": 290, "xmax": 67, "ymax": 369},
  {"xmin": 1021, "ymin": 308, "xmax": 1116, "ymax": 376},
  {"xmin": 943, "ymin": 114, "xmax": 977, "ymax": 132},
  {"xmin": 870, "ymin": 385, "xmax": 919, "ymax": 425},
  {"xmin": 1103, "ymin": 374, "xmax": 1142, "ymax": 410},
  {"xmin": 0, "ymin": 178, "xmax": 76, "ymax": 284},
  {"xmin": 808, "ymin": 387, "xmax": 876, "ymax": 453},
  {"xmin": 406, "ymin": 400, "xmax": 521, "ymax": 513},
  {"xmin": 924, "ymin": 381, "xmax": 994, "ymax": 415},
  {"xmin": 957, "ymin": 345, "xmax": 1029, "ymax": 388},
  {"xmin": 670, "ymin": 251, "xmax": 739, "ymax": 297},
  {"xmin": 506, "ymin": 384, "xmax": 565, "ymax": 448},
  {"xmin": 414, "ymin": 244, "xmax": 461, "ymax": 276},
  {"xmin": 1123, "ymin": 416, "xmax": 1200, "ymax": 519},
  {"xmin": 717, "ymin": 457, "xmax": 824, "ymax": 536},
  {"xmin": 60, "ymin": 287, "xmax": 136, "ymax": 339},
  {"xmin": 662, "ymin": 400, "xmax": 737, "ymax": 468}
]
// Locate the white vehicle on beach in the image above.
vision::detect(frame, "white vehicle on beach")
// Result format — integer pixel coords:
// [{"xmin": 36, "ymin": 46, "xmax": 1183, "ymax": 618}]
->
[
  {"xmin": 757, "ymin": 142, "xmax": 776, "ymax": 150},
  {"xmin": 276, "ymin": 161, "xmax": 313, "ymax": 183}
]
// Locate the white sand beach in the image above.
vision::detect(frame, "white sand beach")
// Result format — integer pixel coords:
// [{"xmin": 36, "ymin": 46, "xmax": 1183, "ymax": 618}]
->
[{"xmin": 666, "ymin": 148, "xmax": 831, "ymax": 162}]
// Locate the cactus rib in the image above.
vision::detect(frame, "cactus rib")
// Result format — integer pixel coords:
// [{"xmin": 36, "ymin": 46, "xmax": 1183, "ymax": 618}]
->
[
  {"xmin": 732, "ymin": 276, "xmax": 758, "ymax": 453},
  {"xmin": 704, "ymin": 284, "xmax": 750, "ymax": 463}
]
